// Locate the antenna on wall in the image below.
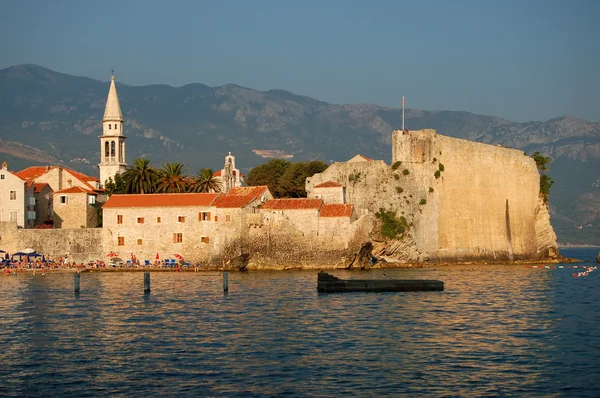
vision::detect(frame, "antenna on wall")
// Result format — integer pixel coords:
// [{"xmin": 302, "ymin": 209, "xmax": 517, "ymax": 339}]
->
[{"xmin": 402, "ymin": 95, "xmax": 405, "ymax": 131}]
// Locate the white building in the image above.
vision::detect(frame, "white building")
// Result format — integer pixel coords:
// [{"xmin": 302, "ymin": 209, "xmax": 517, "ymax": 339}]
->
[
  {"xmin": 98, "ymin": 73, "xmax": 127, "ymax": 187},
  {"xmin": 213, "ymin": 152, "xmax": 244, "ymax": 193},
  {"xmin": 0, "ymin": 161, "xmax": 34, "ymax": 228}
]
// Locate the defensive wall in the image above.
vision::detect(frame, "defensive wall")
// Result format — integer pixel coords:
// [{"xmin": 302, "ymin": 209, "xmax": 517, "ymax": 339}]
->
[
  {"xmin": 0, "ymin": 221, "xmax": 103, "ymax": 263},
  {"xmin": 307, "ymin": 129, "xmax": 558, "ymax": 262}
]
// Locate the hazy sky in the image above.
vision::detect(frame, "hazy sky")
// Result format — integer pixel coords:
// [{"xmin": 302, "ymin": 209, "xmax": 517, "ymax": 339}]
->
[{"xmin": 1, "ymin": 0, "xmax": 599, "ymax": 122}]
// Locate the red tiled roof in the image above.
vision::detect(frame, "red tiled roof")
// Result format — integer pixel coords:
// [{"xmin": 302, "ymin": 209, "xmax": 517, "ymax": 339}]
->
[
  {"xmin": 357, "ymin": 154, "xmax": 373, "ymax": 161},
  {"xmin": 33, "ymin": 183, "xmax": 51, "ymax": 193},
  {"xmin": 213, "ymin": 195, "xmax": 257, "ymax": 208},
  {"xmin": 320, "ymin": 204, "xmax": 353, "ymax": 218},
  {"xmin": 213, "ymin": 170, "xmax": 222, "ymax": 177},
  {"xmin": 228, "ymin": 186, "xmax": 269, "ymax": 197},
  {"xmin": 103, "ymin": 193, "xmax": 219, "ymax": 208},
  {"xmin": 262, "ymin": 198, "xmax": 323, "ymax": 210},
  {"xmin": 15, "ymin": 166, "xmax": 98, "ymax": 190},
  {"xmin": 314, "ymin": 181, "xmax": 344, "ymax": 188},
  {"xmin": 55, "ymin": 186, "xmax": 96, "ymax": 194}
]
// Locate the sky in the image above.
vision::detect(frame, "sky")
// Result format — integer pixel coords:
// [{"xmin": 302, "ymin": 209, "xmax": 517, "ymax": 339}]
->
[{"xmin": 1, "ymin": 0, "xmax": 599, "ymax": 123}]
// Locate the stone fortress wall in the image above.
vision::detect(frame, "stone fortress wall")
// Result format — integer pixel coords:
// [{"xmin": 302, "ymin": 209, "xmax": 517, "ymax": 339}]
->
[
  {"xmin": 307, "ymin": 129, "xmax": 558, "ymax": 262},
  {"xmin": 0, "ymin": 222, "xmax": 103, "ymax": 263}
]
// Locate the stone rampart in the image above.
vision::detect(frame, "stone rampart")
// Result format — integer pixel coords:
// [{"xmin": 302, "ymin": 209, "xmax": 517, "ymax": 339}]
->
[{"xmin": 0, "ymin": 221, "xmax": 103, "ymax": 263}]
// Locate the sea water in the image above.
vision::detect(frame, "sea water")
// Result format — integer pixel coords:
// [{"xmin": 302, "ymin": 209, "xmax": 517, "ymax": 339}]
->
[{"xmin": 0, "ymin": 247, "xmax": 599, "ymax": 397}]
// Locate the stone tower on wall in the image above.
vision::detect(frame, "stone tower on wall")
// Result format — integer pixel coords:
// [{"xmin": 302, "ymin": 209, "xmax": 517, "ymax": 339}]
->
[{"xmin": 99, "ymin": 73, "xmax": 127, "ymax": 187}]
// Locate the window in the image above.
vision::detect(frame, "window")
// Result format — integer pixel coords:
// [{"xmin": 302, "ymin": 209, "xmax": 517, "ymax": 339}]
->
[
  {"xmin": 137, "ymin": 217, "xmax": 144, "ymax": 224},
  {"xmin": 109, "ymin": 124, "xmax": 112, "ymax": 130},
  {"xmin": 89, "ymin": 196, "xmax": 96, "ymax": 205},
  {"xmin": 156, "ymin": 217, "xmax": 161, "ymax": 223},
  {"xmin": 214, "ymin": 215, "xmax": 219, "ymax": 222},
  {"xmin": 59, "ymin": 195, "xmax": 67, "ymax": 204},
  {"xmin": 29, "ymin": 197, "xmax": 36, "ymax": 206},
  {"xmin": 1, "ymin": 174, "xmax": 4, "ymax": 179},
  {"xmin": 173, "ymin": 233, "xmax": 182, "ymax": 243},
  {"xmin": 199, "ymin": 212, "xmax": 211, "ymax": 221},
  {"xmin": 225, "ymin": 215, "xmax": 231, "ymax": 222},
  {"xmin": 178, "ymin": 216, "xmax": 186, "ymax": 223},
  {"xmin": 114, "ymin": 124, "xmax": 117, "ymax": 129},
  {"xmin": 118, "ymin": 237, "xmax": 125, "ymax": 246},
  {"xmin": 117, "ymin": 215, "xmax": 123, "ymax": 224},
  {"xmin": 10, "ymin": 191, "xmax": 16, "ymax": 200},
  {"xmin": 9, "ymin": 211, "xmax": 17, "ymax": 221},
  {"xmin": 201, "ymin": 237, "xmax": 210, "ymax": 243},
  {"xmin": 137, "ymin": 239, "xmax": 143, "ymax": 245}
]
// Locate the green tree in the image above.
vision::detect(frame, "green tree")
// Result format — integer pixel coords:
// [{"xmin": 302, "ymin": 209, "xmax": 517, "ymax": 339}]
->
[
  {"xmin": 155, "ymin": 162, "xmax": 188, "ymax": 193},
  {"xmin": 122, "ymin": 158, "xmax": 159, "ymax": 194},
  {"xmin": 532, "ymin": 151, "xmax": 550, "ymax": 171},
  {"xmin": 104, "ymin": 173, "xmax": 126, "ymax": 196},
  {"xmin": 530, "ymin": 152, "xmax": 554, "ymax": 201},
  {"xmin": 246, "ymin": 159, "xmax": 291, "ymax": 197},
  {"xmin": 279, "ymin": 160, "xmax": 328, "ymax": 197},
  {"xmin": 191, "ymin": 168, "xmax": 223, "ymax": 193}
]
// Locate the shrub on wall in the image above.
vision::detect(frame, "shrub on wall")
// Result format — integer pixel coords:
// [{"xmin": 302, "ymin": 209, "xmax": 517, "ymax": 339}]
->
[
  {"xmin": 375, "ymin": 208, "xmax": 409, "ymax": 239},
  {"xmin": 396, "ymin": 186, "xmax": 404, "ymax": 194},
  {"xmin": 402, "ymin": 169, "xmax": 410, "ymax": 175},
  {"xmin": 419, "ymin": 199, "xmax": 427, "ymax": 205},
  {"xmin": 429, "ymin": 187, "xmax": 434, "ymax": 193},
  {"xmin": 391, "ymin": 161, "xmax": 402, "ymax": 170},
  {"xmin": 434, "ymin": 170, "xmax": 441, "ymax": 179},
  {"xmin": 438, "ymin": 163, "xmax": 445, "ymax": 172},
  {"xmin": 393, "ymin": 174, "xmax": 400, "ymax": 180}
]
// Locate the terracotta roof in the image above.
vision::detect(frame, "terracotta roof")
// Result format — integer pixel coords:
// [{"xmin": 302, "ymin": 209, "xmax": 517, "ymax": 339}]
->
[
  {"xmin": 213, "ymin": 170, "xmax": 222, "ymax": 177},
  {"xmin": 262, "ymin": 198, "xmax": 323, "ymax": 210},
  {"xmin": 103, "ymin": 193, "xmax": 219, "ymax": 208},
  {"xmin": 213, "ymin": 195, "xmax": 257, "ymax": 208},
  {"xmin": 15, "ymin": 166, "xmax": 98, "ymax": 189},
  {"xmin": 314, "ymin": 181, "xmax": 344, "ymax": 188},
  {"xmin": 320, "ymin": 204, "xmax": 353, "ymax": 218},
  {"xmin": 33, "ymin": 183, "xmax": 51, "ymax": 193},
  {"xmin": 55, "ymin": 186, "xmax": 96, "ymax": 194},
  {"xmin": 228, "ymin": 186, "xmax": 269, "ymax": 197}
]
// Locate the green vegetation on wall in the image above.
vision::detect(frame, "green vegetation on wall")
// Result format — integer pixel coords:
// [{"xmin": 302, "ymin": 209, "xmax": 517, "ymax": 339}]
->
[
  {"xmin": 391, "ymin": 161, "xmax": 402, "ymax": 170},
  {"xmin": 531, "ymin": 152, "xmax": 554, "ymax": 202},
  {"xmin": 375, "ymin": 208, "xmax": 409, "ymax": 239}
]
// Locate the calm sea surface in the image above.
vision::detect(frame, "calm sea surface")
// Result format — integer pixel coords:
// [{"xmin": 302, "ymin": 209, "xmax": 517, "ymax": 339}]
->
[{"xmin": 1, "ymin": 248, "xmax": 599, "ymax": 397}]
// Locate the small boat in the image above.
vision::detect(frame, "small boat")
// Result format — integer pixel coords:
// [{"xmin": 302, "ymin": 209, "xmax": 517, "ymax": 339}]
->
[{"xmin": 317, "ymin": 272, "xmax": 444, "ymax": 293}]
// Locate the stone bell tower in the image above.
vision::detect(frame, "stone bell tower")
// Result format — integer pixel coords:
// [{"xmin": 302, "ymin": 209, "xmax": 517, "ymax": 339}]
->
[{"xmin": 99, "ymin": 72, "xmax": 127, "ymax": 187}]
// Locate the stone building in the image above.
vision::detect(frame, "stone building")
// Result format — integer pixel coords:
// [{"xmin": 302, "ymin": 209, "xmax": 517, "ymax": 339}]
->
[
  {"xmin": 98, "ymin": 73, "xmax": 127, "ymax": 187},
  {"xmin": 308, "ymin": 180, "xmax": 346, "ymax": 204},
  {"xmin": 13, "ymin": 165, "xmax": 101, "ymax": 228},
  {"xmin": 0, "ymin": 161, "xmax": 33, "ymax": 228}
]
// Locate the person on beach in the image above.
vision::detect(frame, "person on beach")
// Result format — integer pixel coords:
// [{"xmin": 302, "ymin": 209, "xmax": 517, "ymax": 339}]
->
[{"xmin": 4, "ymin": 266, "xmax": 11, "ymax": 276}]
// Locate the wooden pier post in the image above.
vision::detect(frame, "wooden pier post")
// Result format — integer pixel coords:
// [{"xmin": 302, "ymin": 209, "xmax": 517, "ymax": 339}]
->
[
  {"xmin": 74, "ymin": 272, "xmax": 80, "ymax": 294},
  {"xmin": 223, "ymin": 272, "xmax": 229, "ymax": 292},
  {"xmin": 144, "ymin": 272, "xmax": 151, "ymax": 293}
]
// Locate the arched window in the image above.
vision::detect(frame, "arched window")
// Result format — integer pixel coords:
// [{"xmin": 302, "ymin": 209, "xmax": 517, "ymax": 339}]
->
[
  {"xmin": 119, "ymin": 141, "xmax": 124, "ymax": 163},
  {"xmin": 111, "ymin": 141, "xmax": 115, "ymax": 157},
  {"xmin": 109, "ymin": 124, "xmax": 111, "ymax": 130},
  {"xmin": 115, "ymin": 124, "xmax": 117, "ymax": 130},
  {"xmin": 104, "ymin": 142, "xmax": 110, "ymax": 158}
]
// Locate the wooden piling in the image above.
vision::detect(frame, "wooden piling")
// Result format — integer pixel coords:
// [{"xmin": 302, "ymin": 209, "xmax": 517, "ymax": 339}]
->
[
  {"xmin": 74, "ymin": 272, "xmax": 80, "ymax": 293},
  {"xmin": 144, "ymin": 272, "xmax": 150, "ymax": 293},
  {"xmin": 223, "ymin": 272, "xmax": 229, "ymax": 292}
]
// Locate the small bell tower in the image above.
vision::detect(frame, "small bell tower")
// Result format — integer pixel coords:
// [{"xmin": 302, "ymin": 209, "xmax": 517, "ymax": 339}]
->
[{"xmin": 99, "ymin": 71, "xmax": 127, "ymax": 187}]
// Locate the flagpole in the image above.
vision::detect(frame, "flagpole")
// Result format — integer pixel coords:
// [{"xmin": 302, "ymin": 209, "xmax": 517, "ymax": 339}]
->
[{"xmin": 402, "ymin": 95, "xmax": 405, "ymax": 131}]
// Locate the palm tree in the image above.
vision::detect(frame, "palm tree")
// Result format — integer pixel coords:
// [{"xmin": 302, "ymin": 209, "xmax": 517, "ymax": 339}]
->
[
  {"xmin": 155, "ymin": 162, "xmax": 188, "ymax": 193},
  {"xmin": 121, "ymin": 158, "xmax": 159, "ymax": 194},
  {"xmin": 191, "ymin": 168, "xmax": 223, "ymax": 193}
]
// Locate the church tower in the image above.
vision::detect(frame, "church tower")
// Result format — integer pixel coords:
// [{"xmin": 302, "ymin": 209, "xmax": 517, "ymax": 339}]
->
[{"xmin": 99, "ymin": 73, "xmax": 127, "ymax": 187}]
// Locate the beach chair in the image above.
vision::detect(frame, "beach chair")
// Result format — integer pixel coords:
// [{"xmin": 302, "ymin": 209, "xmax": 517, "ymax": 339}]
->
[
  {"xmin": 144, "ymin": 259, "xmax": 150, "ymax": 267},
  {"xmin": 184, "ymin": 261, "xmax": 190, "ymax": 268}
]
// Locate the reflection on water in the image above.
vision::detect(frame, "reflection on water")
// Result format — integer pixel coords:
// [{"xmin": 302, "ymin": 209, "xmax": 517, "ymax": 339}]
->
[{"xmin": 1, "ymin": 248, "xmax": 599, "ymax": 397}]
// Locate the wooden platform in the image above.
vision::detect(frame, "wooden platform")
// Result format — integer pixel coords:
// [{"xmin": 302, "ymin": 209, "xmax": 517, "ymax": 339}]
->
[{"xmin": 317, "ymin": 272, "xmax": 444, "ymax": 293}]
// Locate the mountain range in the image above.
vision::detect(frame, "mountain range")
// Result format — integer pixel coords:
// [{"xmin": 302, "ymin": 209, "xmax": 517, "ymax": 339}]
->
[{"xmin": 0, "ymin": 64, "xmax": 598, "ymax": 245}]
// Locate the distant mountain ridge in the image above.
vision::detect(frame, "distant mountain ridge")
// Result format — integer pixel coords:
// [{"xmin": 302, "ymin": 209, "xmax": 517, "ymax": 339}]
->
[{"xmin": 0, "ymin": 64, "xmax": 598, "ymax": 245}]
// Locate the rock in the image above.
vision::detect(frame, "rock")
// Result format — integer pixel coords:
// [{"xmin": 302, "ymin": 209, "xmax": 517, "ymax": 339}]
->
[
  {"xmin": 596, "ymin": 252, "xmax": 600, "ymax": 264},
  {"xmin": 226, "ymin": 253, "xmax": 250, "ymax": 271},
  {"xmin": 347, "ymin": 242, "xmax": 376, "ymax": 270}
]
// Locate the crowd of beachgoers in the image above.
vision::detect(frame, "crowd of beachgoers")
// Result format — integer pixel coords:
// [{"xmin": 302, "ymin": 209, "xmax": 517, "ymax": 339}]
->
[{"xmin": 2, "ymin": 256, "xmax": 195, "ymax": 275}]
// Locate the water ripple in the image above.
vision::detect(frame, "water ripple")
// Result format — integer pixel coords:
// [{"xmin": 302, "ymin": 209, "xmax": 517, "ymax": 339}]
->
[{"xmin": 1, "ymin": 248, "xmax": 599, "ymax": 397}]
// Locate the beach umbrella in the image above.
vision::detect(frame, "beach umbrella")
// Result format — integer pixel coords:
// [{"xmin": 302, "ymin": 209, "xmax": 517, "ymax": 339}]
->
[
  {"xmin": 22, "ymin": 248, "xmax": 35, "ymax": 254},
  {"xmin": 4, "ymin": 252, "xmax": 8, "ymax": 260},
  {"xmin": 174, "ymin": 254, "xmax": 184, "ymax": 261},
  {"xmin": 42, "ymin": 255, "xmax": 46, "ymax": 263},
  {"xmin": 0, "ymin": 249, "xmax": 6, "ymax": 253},
  {"xmin": 155, "ymin": 253, "xmax": 160, "ymax": 260},
  {"xmin": 107, "ymin": 252, "xmax": 118, "ymax": 258}
]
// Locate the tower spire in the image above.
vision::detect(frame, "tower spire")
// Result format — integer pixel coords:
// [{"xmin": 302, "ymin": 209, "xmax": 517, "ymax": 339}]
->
[
  {"xmin": 99, "ymin": 73, "xmax": 127, "ymax": 187},
  {"xmin": 103, "ymin": 73, "xmax": 123, "ymax": 122}
]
